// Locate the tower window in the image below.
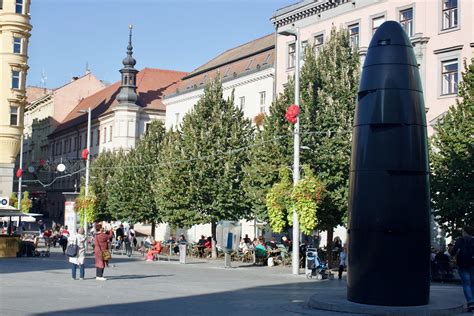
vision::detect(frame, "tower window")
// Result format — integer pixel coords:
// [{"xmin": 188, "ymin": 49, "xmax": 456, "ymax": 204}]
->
[
  {"xmin": 15, "ymin": 0, "xmax": 23, "ymax": 14},
  {"xmin": 12, "ymin": 70, "xmax": 20, "ymax": 89},
  {"xmin": 13, "ymin": 37, "xmax": 22, "ymax": 54},
  {"xmin": 10, "ymin": 107, "xmax": 18, "ymax": 126},
  {"xmin": 123, "ymin": 76, "xmax": 128, "ymax": 85}
]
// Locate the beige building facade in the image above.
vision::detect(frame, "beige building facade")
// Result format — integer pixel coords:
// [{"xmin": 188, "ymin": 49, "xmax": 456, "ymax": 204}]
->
[
  {"xmin": 272, "ymin": 0, "xmax": 473, "ymax": 135},
  {"xmin": 0, "ymin": 0, "xmax": 32, "ymax": 197}
]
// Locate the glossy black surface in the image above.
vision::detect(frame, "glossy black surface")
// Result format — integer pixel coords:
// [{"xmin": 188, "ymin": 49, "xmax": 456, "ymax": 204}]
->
[{"xmin": 347, "ymin": 21, "xmax": 430, "ymax": 306}]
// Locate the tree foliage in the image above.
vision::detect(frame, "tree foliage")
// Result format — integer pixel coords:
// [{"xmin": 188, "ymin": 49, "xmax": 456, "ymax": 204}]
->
[
  {"xmin": 90, "ymin": 151, "xmax": 121, "ymax": 221},
  {"xmin": 20, "ymin": 191, "xmax": 32, "ymax": 213},
  {"xmin": 431, "ymin": 58, "xmax": 474, "ymax": 236},
  {"xmin": 107, "ymin": 121, "xmax": 166, "ymax": 224}
]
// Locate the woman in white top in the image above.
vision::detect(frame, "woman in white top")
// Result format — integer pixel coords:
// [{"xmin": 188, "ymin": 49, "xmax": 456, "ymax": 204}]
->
[{"xmin": 69, "ymin": 227, "xmax": 86, "ymax": 280}]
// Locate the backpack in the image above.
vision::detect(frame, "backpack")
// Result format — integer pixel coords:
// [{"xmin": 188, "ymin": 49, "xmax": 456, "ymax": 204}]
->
[{"xmin": 458, "ymin": 237, "xmax": 474, "ymax": 268}]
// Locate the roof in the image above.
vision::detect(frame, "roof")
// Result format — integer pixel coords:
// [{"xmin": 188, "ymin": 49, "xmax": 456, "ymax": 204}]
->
[
  {"xmin": 50, "ymin": 68, "xmax": 187, "ymax": 137},
  {"xmin": 26, "ymin": 86, "xmax": 51, "ymax": 104},
  {"xmin": 184, "ymin": 34, "xmax": 274, "ymax": 79},
  {"xmin": 165, "ymin": 34, "xmax": 275, "ymax": 98}
]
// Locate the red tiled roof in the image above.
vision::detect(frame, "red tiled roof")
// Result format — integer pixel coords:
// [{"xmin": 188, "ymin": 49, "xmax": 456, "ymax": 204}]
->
[
  {"xmin": 50, "ymin": 68, "xmax": 187, "ymax": 137},
  {"xmin": 26, "ymin": 86, "xmax": 51, "ymax": 104}
]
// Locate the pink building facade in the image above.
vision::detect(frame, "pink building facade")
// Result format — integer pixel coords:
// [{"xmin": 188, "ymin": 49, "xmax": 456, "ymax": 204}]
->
[{"xmin": 272, "ymin": 0, "xmax": 473, "ymax": 135}]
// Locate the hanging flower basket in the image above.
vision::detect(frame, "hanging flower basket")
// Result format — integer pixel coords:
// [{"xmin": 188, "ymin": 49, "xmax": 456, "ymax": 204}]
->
[{"xmin": 285, "ymin": 104, "xmax": 299, "ymax": 124}]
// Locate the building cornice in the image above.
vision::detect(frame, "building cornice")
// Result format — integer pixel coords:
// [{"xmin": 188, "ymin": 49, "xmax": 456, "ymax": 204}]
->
[
  {"xmin": 165, "ymin": 64, "xmax": 274, "ymax": 100},
  {"xmin": 271, "ymin": 0, "xmax": 352, "ymax": 28},
  {"xmin": 433, "ymin": 44, "xmax": 464, "ymax": 55},
  {"xmin": 165, "ymin": 70, "xmax": 274, "ymax": 106}
]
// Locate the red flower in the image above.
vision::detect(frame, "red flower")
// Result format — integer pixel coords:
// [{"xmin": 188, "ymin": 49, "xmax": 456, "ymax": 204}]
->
[
  {"xmin": 39, "ymin": 159, "xmax": 46, "ymax": 166},
  {"xmin": 16, "ymin": 168, "xmax": 23, "ymax": 178},
  {"xmin": 81, "ymin": 149, "xmax": 89, "ymax": 160},
  {"xmin": 285, "ymin": 104, "xmax": 299, "ymax": 124}
]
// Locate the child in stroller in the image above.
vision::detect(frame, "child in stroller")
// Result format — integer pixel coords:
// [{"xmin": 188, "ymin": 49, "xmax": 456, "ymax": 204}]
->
[{"xmin": 305, "ymin": 248, "xmax": 328, "ymax": 280}]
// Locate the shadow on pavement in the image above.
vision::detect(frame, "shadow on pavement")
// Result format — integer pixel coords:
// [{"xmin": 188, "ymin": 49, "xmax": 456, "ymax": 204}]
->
[{"xmin": 107, "ymin": 274, "xmax": 174, "ymax": 280}]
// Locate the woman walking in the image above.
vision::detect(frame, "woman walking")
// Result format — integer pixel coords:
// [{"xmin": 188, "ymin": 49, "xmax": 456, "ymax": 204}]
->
[
  {"xmin": 69, "ymin": 227, "xmax": 86, "ymax": 280},
  {"xmin": 94, "ymin": 223, "xmax": 112, "ymax": 281}
]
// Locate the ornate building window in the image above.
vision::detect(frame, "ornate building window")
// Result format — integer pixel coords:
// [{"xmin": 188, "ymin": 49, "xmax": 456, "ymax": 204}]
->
[
  {"xmin": 441, "ymin": 59, "xmax": 458, "ymax": 95},
  {"xmin": 12, "ymin": 70, "xmax": 21, "ymax": 89},
  {"xmin": 10, "ymin": 107, "xmax": 18, "ymax": 126},
  {"xmin": 13, "ymin": 37, "xmax": 22, "ymax": 54},
  {"xmin": 442, "ymin": 0, "xmax": 458, "ymax": 30},
  {"xmin": 399, "ymin": 8, "xmax": 414, "ymax": 37}
]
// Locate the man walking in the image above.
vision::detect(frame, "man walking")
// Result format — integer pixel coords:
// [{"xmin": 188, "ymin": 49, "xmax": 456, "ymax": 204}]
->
[{"xmin": 450, "ymin": 226, "xmax": 474, "ymax": 312}]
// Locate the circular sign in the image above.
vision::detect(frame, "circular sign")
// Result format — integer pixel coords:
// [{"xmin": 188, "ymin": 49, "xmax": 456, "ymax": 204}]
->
[
  {"xmin": 57, "ymin": 164, "xmax": 66, "ymax": 172},
  {"xmin": 28, "ymin": 166, "xmax": 35, "ymax": 173},
  {"xmin": 1, "ymin": 198, "xmax": 8, "ymax": 206}
]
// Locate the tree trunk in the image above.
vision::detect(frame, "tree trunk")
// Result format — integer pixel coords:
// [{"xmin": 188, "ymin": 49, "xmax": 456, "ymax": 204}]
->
[
  {"xmin": 151, "ymin": 222, "xmax": 156, "ymax": 240},
  {"xmin": 327, "ymin": 228, "xmax": 334, "ymax": 269},
  {"xmin": 211, "ymin": 221, "xmax": 217, "ymax": 259}
]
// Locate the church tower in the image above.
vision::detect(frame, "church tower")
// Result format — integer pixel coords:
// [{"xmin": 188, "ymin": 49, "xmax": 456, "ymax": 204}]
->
[{"xmin": 113, "ymin": 25, "xmax": 140, "ymax": 150}]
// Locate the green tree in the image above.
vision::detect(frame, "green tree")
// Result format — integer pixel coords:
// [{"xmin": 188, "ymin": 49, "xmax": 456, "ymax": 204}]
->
[
  {"xmin": 107, "ymin": 121, "xmax": 166, "ymax": 235},
  {"xmin": 154, "ymin": 130, "xmax": 202, "ymax": 227},
  {"xmin": 243, "ymin": 80, "xmax": 294, "ymax": 223},
  {"xmin": 431, "ymin": 58, "xmax": 474, "ymax": 236},
  {"xmin": 90, "ymin": 151, "xmax": 121, "ymax": 221},
  {"xmin": 180, "ymin": 77, "xmax": 253, "ymax": 258},
  {"xmin": 302, "ymin": 27, "xmax": 359, "ymax": 250}
]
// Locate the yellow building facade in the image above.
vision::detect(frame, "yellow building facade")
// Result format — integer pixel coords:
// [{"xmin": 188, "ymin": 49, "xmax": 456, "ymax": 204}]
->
[{"xmin": 0, "ymin": 0, "xmax": 32, "ymax": 197}]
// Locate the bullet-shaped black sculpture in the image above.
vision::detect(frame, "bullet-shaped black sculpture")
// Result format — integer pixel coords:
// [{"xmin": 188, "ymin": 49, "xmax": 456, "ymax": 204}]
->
[{"xmin": 347, "ymin": 21, "xmax": 430, "ymax": 306}]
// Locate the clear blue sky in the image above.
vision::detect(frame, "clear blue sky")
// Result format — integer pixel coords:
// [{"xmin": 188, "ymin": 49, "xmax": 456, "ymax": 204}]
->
[{"xmin": 28, "ymin": 0, "xmax": 295, "ymax": 88}]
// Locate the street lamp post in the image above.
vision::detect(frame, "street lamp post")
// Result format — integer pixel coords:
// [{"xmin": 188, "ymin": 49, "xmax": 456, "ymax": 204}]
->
[
  {"xmin": 17, "ymin": 135, "xmax": 24, "ymax": 210},
  {"xmin": 78, "ymin": 107, "xmax": 91, "ymax": 250},
  {"xmin": 279, "ymin": 27, "xmax": 301, "ymax": 275}
]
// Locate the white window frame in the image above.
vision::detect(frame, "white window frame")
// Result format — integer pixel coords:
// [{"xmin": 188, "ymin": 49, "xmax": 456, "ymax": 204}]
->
[
  {"xmin": 13, "ymin": 36, "xmax": 22, "ymax": 54},
  {"xmin": 441, "ymin": 0, "xmax": 458, "ymax": 30},
  {"xmin": 12, "ymin": 70, "xmax": 21, "ymax": 89},
  {"xmin": 10, "ymin": 106, "xmax": 18, "ymax": 126},
  {"xmin": 259, "ymin": 91, "xmax": 266, "ymax": 113},
  {"xmin": 347, "ymin": 22, "xmax": 360, "ymax": 49},
  {"xmin": 287, "ymin": 42, "xmax": 296, "ymax": 69},
  {"xmin": 441, "ymin": 59, "xmax": 458, "ymax": 96},
  {"xmin": 109, "ymin": 125, "xmax": 113, "ymax": 142},
  {"xmin": 239, "ymin": 96, "xmax": 245, "ymax": 111},
  {"xmin": 313, "ymin": 33, "xmax": 324, "ymax": 55},
  {"xmin": 399, "ymin": 7, "xmax": 414, "ymax": 37},
  {"xmin": 371, "ymin": 14, "xmax": 386, "ymax": 35}
]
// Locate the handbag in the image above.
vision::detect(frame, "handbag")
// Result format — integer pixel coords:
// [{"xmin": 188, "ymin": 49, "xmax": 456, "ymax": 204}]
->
[
  {"xmin": 97, "ymin": 234, "xmax": 112, "ymax": 261},
  {"xmin": 66, "ymin": 238, "xmax": 78, "ymax": 257}
]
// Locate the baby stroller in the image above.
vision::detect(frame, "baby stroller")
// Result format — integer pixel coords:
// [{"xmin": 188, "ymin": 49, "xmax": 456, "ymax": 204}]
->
[{"xmin": 305, "ymin": 248, "xmax": 328, "ymax": 280}]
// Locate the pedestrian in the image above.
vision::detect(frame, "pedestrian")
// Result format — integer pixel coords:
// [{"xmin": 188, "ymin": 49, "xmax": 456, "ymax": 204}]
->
[
  {"xmin": 69, "ymin": 227, "xmax": 86, "ymax": 280},
  {"xmin": 338, "ymin": 245, "xmax": 347, "ymax": 280},
  {"xmin": 94, "ymin": 223, "xmax": 113, "ymax": 281},
  {"xmin": 449, "ymin": 225, "xmax": 474, "ymax": 312}
]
